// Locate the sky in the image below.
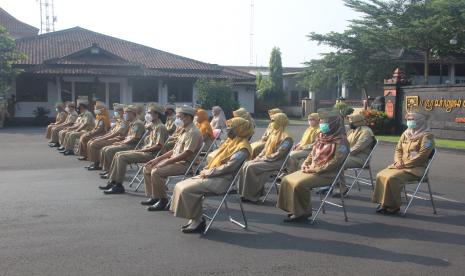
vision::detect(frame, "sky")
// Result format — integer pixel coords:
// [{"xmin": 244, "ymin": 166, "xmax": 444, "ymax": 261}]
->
[{"xmin": 0, "ymin": 0, "xmax": 359, "ymax": 67}]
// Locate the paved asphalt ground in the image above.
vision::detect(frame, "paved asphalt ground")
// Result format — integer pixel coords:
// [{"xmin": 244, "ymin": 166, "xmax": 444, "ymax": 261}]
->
[{"xmin": 1, "ymin": 126, "xmax": 464, "ymax": 276}]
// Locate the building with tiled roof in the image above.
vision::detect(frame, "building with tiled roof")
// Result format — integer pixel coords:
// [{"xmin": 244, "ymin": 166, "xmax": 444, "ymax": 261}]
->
[
  {"xmin": 0, "ymin": 7, "xmax": 38, "ymax": 39},
  {"xmin": 2, "ymin": 9, "xmax": 255, "ymax": 118}
]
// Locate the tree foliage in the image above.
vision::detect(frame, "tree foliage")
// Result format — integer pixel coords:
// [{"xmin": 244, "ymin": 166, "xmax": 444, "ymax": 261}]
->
[
  {"xmin": 195, "ymin": 79, "xmax": 238, "ymax": 116},
  {"xmin": 257, "ymin": 47, "xmax": 285, "ymax": 107},
  {"xmin": 0, "ymin": 26, "xmax": 24, "ymax": 99}
]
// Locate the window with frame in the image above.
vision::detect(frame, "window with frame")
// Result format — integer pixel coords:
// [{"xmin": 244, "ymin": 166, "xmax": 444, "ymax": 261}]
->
[
  {"xmin": 132, "ymin": 79, "xmax": 158, "ymax": 102},
  {"xmin": 167, "ymin": 79, "xmax": 193, "ymax": 103},
  {"xmin": 16, "ymin": 75, "xmax": 48, "ymax": 102}
]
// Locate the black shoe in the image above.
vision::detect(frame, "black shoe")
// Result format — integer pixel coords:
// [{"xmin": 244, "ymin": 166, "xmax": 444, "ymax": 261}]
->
[
  {"xmin": 181, "ymin": 219, "xmax": 206, "ymax": 234},
  {"xmin": 140, "ymin": 198, "xmax": 158, "ymax": 206},
  {"xmin": 77, "ymin": 156, "xmax": 87, "ymax": 161},
  {"xmin": 181, "ymin": 222, "xmax": 192, "ymax": 229},
  {"xmin": 99, "ymin": 182, "xmax": 115, "ymax": 190},
  {"xmin": 283, "ymin": 214, "xmax": 311, "ymax": 223},
  {"xmin": 240, "ymin": 197, "xmax": 256, "ymax": 203},
  {"xmin": 99, "ymin": 171, "xmax": 108, "ymax": 176},
  {"xmin": 49, "ymin": 143, "xmax": 59, "ymax": 147},
  {"xmin": 147, "ymin": 198, "xmax": 168, "ymax": 211},
  {"xmin": 63, "ymin": 150, "xmax": 74, "ymax": 156},
  {"xmin": 103, "ymin": 184, "xmax": 125, "ymax": 194},
  {"xmin": 100, "ymin": 173, "xmax": 109, "ymax": 179},
  {"xmin": 88, "ymin": 165, "xmax": 102, "ymax": 171}
]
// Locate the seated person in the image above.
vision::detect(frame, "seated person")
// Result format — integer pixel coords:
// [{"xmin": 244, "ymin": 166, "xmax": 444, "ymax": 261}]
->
[
  {"xmin": 250, "ymin": 108, "xmax": 283, "ymax": 159},
  {"xmin": 333, "ymin": 113, "xmax": 375, "ymax": 197},
  {"xmin": 210, "ymin": 106, "xmax": 227, "ymax": 130},
  {"xmin": 46, "ymin": 102, "xmax": 68, "ymax": 142},
  {"xmin": 372, "ymin": 108, "xmax": 434, "ymax": 215},
  {"xmin": 287, "ymin": 113, "xmax": 319, "ymax": 173},
  {"xmin": 99, "ymin": 105, "xmax": 145, "ymax": 177},
  {"xmin": 102, "ymin": 103, "xmax": 169, "ymax": 194},
  {"xmin": 170, "ymin": 117, "xmax": 253, "ymax": 233},
  {"xmin": 76, "ymin": 101, "xmax": 111, "ymax": 160},
  {"xmin": 233, "ymin": 107, "xmax": 256, "ymax": 137},
  {"xmin": 86, "ymin": 104, "xmax": 129, "ymax": 170},
  {"xmin": 277, "ymin": 108, "xmax": 349, "ymax": 222},
  {"xmin": 49, "ymin": 102, "xmax": 78, "ymax": 147},
  {"xmin": 59, "ymin": 100, "xmax": 95, "ymax": 155},
  {"xmin": 238, "ymin": 112, "xmax": 293, "ymax": 203},
  {"xmin": 196, "ymin": 108, "xmax": 215, "ymax": 150},
  {"xmin": 141, "ymin": 106, "xmax": 203, "ymax": 211}
]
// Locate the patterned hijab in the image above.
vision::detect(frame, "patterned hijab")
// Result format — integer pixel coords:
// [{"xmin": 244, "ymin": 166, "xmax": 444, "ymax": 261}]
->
[
  {"xmin": 405, "ymin": 112, "xmax": 431, "ymax": 141},
  {"xmin": 312, "ymin": 114, "xmax": 348, "ymax": 166}
]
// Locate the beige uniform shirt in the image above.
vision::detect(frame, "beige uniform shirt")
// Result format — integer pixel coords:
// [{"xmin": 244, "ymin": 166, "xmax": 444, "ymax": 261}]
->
[
  {"xmin": 165, "ymin": 115, "xmax": 176, "ymax": 135},
  {"xmin": 64, "ymin": 111, "xmax": 79, "ymax": 124},
  {"xmin": 123, "ymin": 119, "xmax": 145, "ymax": 144},
  {"xmin": 81, "ymin": 110, "xmax": 95, "ymax": 131},
  {"xmin": 142, "ymin": 121, "xmax": 169, "ymax": 151},
  {"xmin": 56, "ymin": 111, "xmax": 68, "ymax": 124},
  {"xmin": 172, "ymin": 123, "xmax": 203, "ymax": 163},
  {"xmin": 347, "ymin": 125, "xmax": 374, "ymax": 160}
]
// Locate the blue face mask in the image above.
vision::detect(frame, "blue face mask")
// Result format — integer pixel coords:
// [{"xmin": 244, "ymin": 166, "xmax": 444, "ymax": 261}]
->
[
  {"xmin": 114, "ymin": 111, "xmax": 120, "ymax": 117},
  {"xmin": 319, "ymin": 123, "xmax": 330, "ymax": 134},
  {"xmin": 407, "ymin": 120, "xmax": 417, "ymax": 129}
]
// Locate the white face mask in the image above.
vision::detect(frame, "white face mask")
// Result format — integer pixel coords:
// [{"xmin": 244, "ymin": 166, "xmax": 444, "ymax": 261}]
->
[
  {"xmin": 114, "ymin": 111, "xmax": 120, "ymax": 118},
  {"xmin": 55, "ymin": 108, "xmax": 59, "ymax": 112},
  {"xmin": 174, "ymin": 117, "xmax": 183, "ymax": 127},
  {"xmin": 145, "ymin": 113, "xmax": 153, "ymax": 122},
  {"xmin": 65, "ymin": 107, "xmax": 70, "ymax": 113},
  {"xmin": 123, "ymin": 113, "xmax": 129, "ymax": 121},
  {"xmin": 94, "ymin": 109, "xmax": 101, "ymax": 115}
]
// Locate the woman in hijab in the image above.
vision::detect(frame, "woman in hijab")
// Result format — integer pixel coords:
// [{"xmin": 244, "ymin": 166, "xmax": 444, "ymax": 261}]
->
[
  {"xmin": 210, "ymin": 106, "xmax": 227, "ymax": 130},
  {"xmin": 250, "ymin": 108, "xmax": 283, "ymax": 159},
  {"xmin": 277, "ymin": 108, "xmax": 349, "ymax": 222},
  {"xmin": 287, "ymin": 113, "xmax": 320, "ymax": 173},
  {"xmin": 372, "ymin": 108, "xmax": 434, "ymax": 215},
  {"xmin": 233, "ymin": 107, "xmax": 256, "ymax": 136},
  {"xmin": 196, "ymin": 108, "xmax": 215, "ymax": 149},
  {"xmin": 76, "ymin": 101, "xmax": 111, "ymax": 160},
  {"xmin": 171, "ymin": 117, "xmax": 253, "ymax": 233},
  {"xmin": 238, "ymin": 112, "xmax": 293, "ymax": 203}
]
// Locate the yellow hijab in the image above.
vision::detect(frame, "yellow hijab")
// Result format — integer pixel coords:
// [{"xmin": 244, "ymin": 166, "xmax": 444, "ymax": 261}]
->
[
  {"xmin": 263, "ymin": 113, "xmax": 292, "ymax": 157},
  {"xmin": 206, "ymin": 117, "xmax": 253, "ymax": 169},
  {"xmin": 233, "ymin": 108, "xmax": 256, "ymax": 129},
  {"xmin": 299, "ymin": 113, "xmax": 319, "ymax": 146}
]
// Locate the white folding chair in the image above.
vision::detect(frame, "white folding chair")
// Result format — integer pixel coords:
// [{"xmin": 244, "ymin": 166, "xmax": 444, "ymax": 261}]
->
[
  {"xmin": 402, "ymin": 148, "xmax": 437, "ymax": 216},
  {"xmin": 311, "ymin": 153, "xmax": 351, "ymax": 224},
  {"xmin": 261, "ymin": 150, "xmax": 292, "ymax": 203},
  {"xmin": 202, "ymin": 161, "xmax": 248, "ymax": 234},
  {"xmin": 345, "ymin": 139, "xmax": 378, "ymax": 196}
]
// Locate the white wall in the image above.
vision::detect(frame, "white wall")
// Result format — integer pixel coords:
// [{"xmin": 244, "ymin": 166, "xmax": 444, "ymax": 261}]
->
[
  {"xmin": 15, "ymin": 80, "xmax": 58, "ymax": 118},
  {"xmin": 234, "ymin": 85, "xmax": 255, "ymax": 113}
]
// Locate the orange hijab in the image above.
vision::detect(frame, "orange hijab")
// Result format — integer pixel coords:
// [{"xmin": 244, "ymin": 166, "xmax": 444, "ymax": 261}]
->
[
  {"xmin": 196, "ymin": 109, "xmax": 214, "ymax": 140},
  {"xmin": 96, "ymin": 108, "xmax": 111, "ymax": 131}
]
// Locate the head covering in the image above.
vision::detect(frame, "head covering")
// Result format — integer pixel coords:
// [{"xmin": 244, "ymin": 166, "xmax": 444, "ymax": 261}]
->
[
  {"xmin": 211, "ymin": 106, "xmax": 227, "ymax": 129},
  {"xmin": 124, "ymin": 105, "xmax": 138, "ymax": 114},
  {"xmin": 196, "ymin": 109, "xmax": 214, "ymax": 140},
  {"xmin": 94, "ymin": 101, "xmax": 106, "ymax": 110},
  {"xmin": 55, "ymin": 102, "xmax": 65, "ymax": 108},
  {"xmin": 405, "ymin": 108, "xmax": 431, "ymax": 141},
  {"xmin": 146, "ymin": 103, "xmax": 164, "ymax": 115},
  {"xmin": 233, "ymin": 107, "xmax": 256, "ymax": 129},
  {"xmin": 76, "ymin": 98, "xmax": 89, "ymax": 108},
  {"xmin": 113, "ymin": 103, "xmax": 125, "ymax": 111},
  {"xmin": 263, "ymin": 113, "xmax": 292, "ymax": 157},
  {"xmin": 165, "ymin": 104, "xmax": 176, "ymax": 112},
  {"xmin": 268, "ymin": 108, "xmax": 283, "ymax": 117},
  {"xmin": 348, "ymin": 114, "xmax": 366, "ymax": 127},
  {"xmin": 308, "ymin": 113, "xmax": 319, "ymax": 120},
  {"xmin": 95, "ymin": 105, "xmax": 111, "ymax": 130},
  {"xmin": 66, "ymin": 101, "xmax": 76, "ymax": 108},
  {"xmin": 206, "ymin": 117, "xmax": 253, "ymax": 169},
  {"xmin": 311, "ymin": 109, "xmax": 348, "ymax": 166},
  {"xmin": 300, "ymin": 114, "xmax": 320, "ymax": 146},
  {"xmin": 176, "ymin": 105, "xmax": 196, "ymax": 116}
]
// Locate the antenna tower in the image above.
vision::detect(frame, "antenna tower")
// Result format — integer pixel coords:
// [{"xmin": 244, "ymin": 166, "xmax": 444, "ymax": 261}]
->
[{"xmin": 38, "ymin": 0, "xmax": 57, "ymax": 33}]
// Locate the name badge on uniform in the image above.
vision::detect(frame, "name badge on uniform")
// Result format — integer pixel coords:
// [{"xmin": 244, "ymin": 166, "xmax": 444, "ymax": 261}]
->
[{"xmin": 410, "ymin": 151, "xmax": 418, "ymax": 158}]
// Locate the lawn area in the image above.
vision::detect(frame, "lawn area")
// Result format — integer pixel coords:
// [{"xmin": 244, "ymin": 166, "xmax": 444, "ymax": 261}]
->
[{"xmin": 377, "ymin": 135, "xmax": 465, "ymax": 150}]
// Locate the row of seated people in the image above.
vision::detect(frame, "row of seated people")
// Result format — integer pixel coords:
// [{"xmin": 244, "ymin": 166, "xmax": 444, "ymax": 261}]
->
[{"xmin": 45, "ymin": 103, "xmax": 434, "ymax": 233}]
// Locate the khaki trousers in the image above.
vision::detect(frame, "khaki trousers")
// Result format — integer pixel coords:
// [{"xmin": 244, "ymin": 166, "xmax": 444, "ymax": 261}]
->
[
  {"xmin": 108, "ymin": 150, "xmax": 157, "ymax": 183},
  {"xmin": 50, "ymin": 125, "xmax": 67, "ymax": 143},
  {"xmin": 143, "ymin": 162, "xmax": 188, "ymax": 199},
  {"xmin": 171, "ymin": 176, "xmax": 231, "ymax": 219},
  {"xmin": 87, "ymin": 138, "xmax": 121, "ymax": 163},
  {"xmin": 287, "ymin": 149, "xmax": 311, "ymax": 173},
  {"xmin": 45, "ymin": 124, "xmax": 55, "ymax": 139},
  {"xmin": 238, "ymin": 159, "xmax": 282, "ymax": 201},
  {"xmin": 64, "ymin": 131, "xmax": 86, "ymax": 151},
  {"xmin": 100, "ymin": 144, "xmax": 135, "ymax": 171},
  {"xmin": 372, "ymin": 168, "xmax": 419, "ymax": 209}
]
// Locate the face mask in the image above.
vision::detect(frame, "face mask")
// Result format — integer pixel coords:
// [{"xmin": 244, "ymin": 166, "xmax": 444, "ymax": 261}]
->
[
  {"xmin": 94, "ymin": 109, "xmax": 101, "ymax": 115},
  {"xmin": 65, "ymin": 107, "xmax": 70, "ymax": 113},
  {"xmin": 319, "ymin": 123, "xmax": 330, "ymax": 134},
  {"xmin": 145, "ymin": 113, "xmax": 153, "ymax": 122},
  {"xmin": 226, "ymin": 127, "xmax": 235, "ymax": 139},
  {"xmin": 55, "ymin": 108, "xmax": 59, "ymax": 112},
  {"xmin": 76, "ymin": 108, "xmax": 81, "ymax": 114},
  {"xmin": 123, "ymin": 113, "xmax": 129, "ymax": 121},
  {"xmin": 114, "ymin": 111, "xmax": 120, "ymax": 118},
  {"xmin": 174, "ymin": 118, "xmax": 183, "ymax": 127},
  {"xmin": 407, "ymin": 120, "xmax": 417, "ymax": 129},
  {"xmin": 349, "ymin": 123, "xmax": 357, "ymax": 130}
]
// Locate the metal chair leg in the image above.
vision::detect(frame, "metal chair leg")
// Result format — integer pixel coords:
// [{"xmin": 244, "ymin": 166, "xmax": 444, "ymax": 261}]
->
[
  {"xmin": 426, "ymin": 180, "xmax": 437, "ymax": 215},
  {"xmin": 339, "ymin": 180, "xmax": 348, "ymax": 222},
  {"xmin": 368, "ymin": 167, "xmax": 374, "ymax": 191}
]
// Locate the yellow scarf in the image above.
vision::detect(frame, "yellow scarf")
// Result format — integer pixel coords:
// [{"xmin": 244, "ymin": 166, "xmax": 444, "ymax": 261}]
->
[
  {"xmin": 299, "ymin": 126, "xmax": 319, "ymax": 146},
  {"xmin": 263, "ymin": 113, "xmax": 292, "ymax": 157},
  {"xmin": 96, "ymin": 108, "xmax": 111, "ymax": 131},
  {"xmin": 206, "ymin": 117, "xmax": 253, "ymax": 169}
]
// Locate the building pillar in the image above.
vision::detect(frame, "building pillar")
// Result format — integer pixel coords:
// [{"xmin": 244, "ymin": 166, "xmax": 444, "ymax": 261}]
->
[
  {"xmin": 449, "ymin": 63, "xmax": 456, "ymax": 84},
  {"xmin": 56, "ymin": 77, "xmax": 62, "ymax": 102}
]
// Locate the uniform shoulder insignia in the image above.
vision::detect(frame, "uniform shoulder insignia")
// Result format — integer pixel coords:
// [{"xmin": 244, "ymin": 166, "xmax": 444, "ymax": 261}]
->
[
  {"xmin": 338, "ymin": 144, "xmax": 348, "ymax": 153},
  {"xmin": 232, "ymin": 151, "xmax": 245, "ymax": 160},
  {"xmin": 280, "ymin": 140, "xmax": 291, "ymax": 149},
  {"xmin": 424, "ymin": 138, "xmax": 433, "ymax": 148}
]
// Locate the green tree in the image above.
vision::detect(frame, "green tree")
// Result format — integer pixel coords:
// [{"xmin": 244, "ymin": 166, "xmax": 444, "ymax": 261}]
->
[
  {"xmin": 195, "ymin": 79, "xmax": 239, "ymax": 116},
  {"xmin": 257, "ymin": 47, "xmax": 285, "ymax": 108},
  {"xmin": 0, "ymin": 26, "xmax": 24, "ymax": 99}
]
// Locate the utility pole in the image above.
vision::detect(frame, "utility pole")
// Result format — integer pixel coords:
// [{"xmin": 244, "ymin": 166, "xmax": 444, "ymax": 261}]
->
[{"xmin": 38, "ymin": 0, "xmax": 57, "ymax": 34}]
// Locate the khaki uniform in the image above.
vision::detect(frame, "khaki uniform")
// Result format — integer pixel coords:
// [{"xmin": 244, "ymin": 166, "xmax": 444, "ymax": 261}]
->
[
  {"xmin": 51, "ymin": 112, "xmax": 78, "ymax": 143},
  {"xmin": 45, "ymin": 111, "xmax": 68, "ymax": 139},
  {"xmin": 372, "ymin": 132, "xmax": 434, "ymax": 209},
  {"xmin": 287, "ymin": 126, "xmax": 319, "ymax": 173},
  {"xmin": 63, "ymin": 111, "xmax": 95, "ymax": 151},
  {"xmin": 100, "ymin": 119, "xmax": 145, "ymax": 171},
  {"xmin": 87, "ymin": 120, "xmax": 129, "ymax": 163},
  {"xmin": 76, "ymin": 118, "xmax": 108, "ymax": 157},
  {"xmin": 165, "ymin": 115, "xmax": 177, "ymax": 135},
  {"xmin": 143, "ymin": 123, "xmax": 202, "ymax": 199},
  {"xmin": 108, "ymin": 121, "xmax": 169, "ymax": 183},
  {"xmin": 171, "ymin": 149, "xmax": 249, "ymax": 219},
  {"xmin": 238, "ymin": 137, "xmax": 293, "ymax": 201},
  {"xmin": 345, "ymin": 126, "xmax": 374, "ymax": 168},
  {"xmin": 59, "ymin": 112, "xmax": 88, "ymax": 147},
  {"xmin": 278, "ymin": 143, "xmax": 349, "ymax": 217}
]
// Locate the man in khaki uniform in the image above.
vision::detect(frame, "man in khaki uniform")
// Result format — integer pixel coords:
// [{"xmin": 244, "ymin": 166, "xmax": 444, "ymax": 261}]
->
[
  {"xmin": 287, "ymin": 113, "xmax": 320, "ymax": 173},
  {"xmin": 86, "ymin": 104, "xmax": 129, "ymax": 170},
  {"xmin": 141, "ymin": 106, "xmax": 203, "ymax": 211},
  {"xmin": 102, "ymin": 103, "xmax": 169, "ymax": 194},
  {"xmin": 250, "ymin": 108, "xmax": 283, "ymax": 158},
  {"xmin": 99, "ymin": 105, "xmax": 145, "ymax": 178},
  {"xmin": 46, "ymin": 102, "xmax": 68, "ymax": 141},
  {"xmin": 165, "ymin": 104, "xmax": 177, "ymax": 135},
  {"xmin": 59, "ymin": 100, "xmax": 95, "ymax": 155},
  {"xmin": 49, "ymin": 102, "xmax": 79, "ymax": 147}
]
